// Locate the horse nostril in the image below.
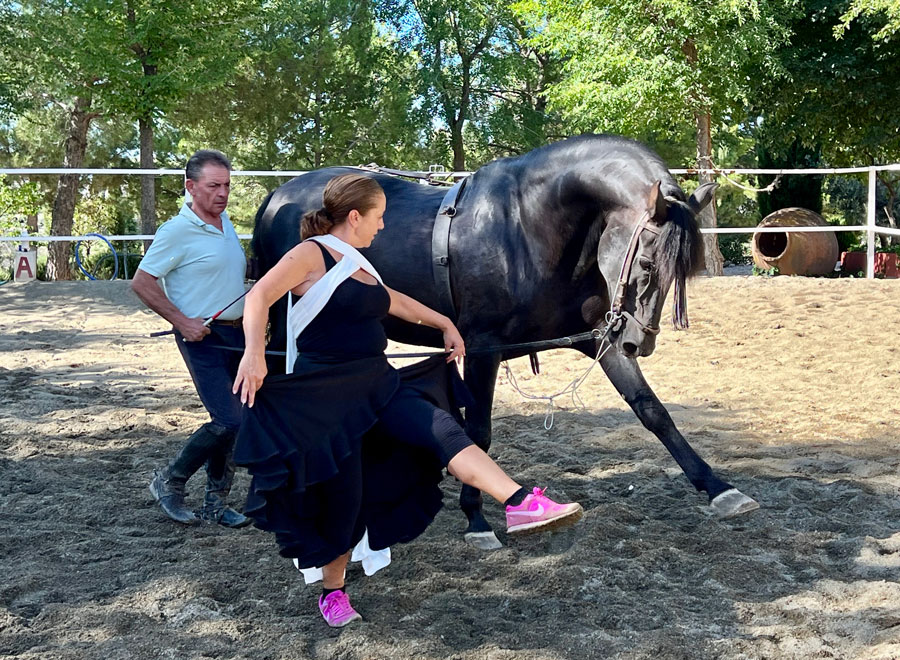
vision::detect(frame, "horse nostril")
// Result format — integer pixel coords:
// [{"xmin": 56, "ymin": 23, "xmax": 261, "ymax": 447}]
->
[{"xmin": 622, "ymin": 342, "xmax": 638, "ymax": 356}]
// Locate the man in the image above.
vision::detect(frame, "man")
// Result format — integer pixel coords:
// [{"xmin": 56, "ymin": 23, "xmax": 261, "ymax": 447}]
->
[{"xmin": 132, "ymin": 149, "xmax": 250, "ymax": 528}]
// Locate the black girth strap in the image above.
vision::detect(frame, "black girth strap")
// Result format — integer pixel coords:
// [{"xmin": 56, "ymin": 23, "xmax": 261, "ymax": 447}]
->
[{"xmin": 431, "ymin": 178, "xmax": 467, "ymax": 319}]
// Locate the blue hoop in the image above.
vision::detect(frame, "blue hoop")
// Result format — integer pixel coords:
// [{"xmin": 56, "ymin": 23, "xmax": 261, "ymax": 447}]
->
[{"xmin": 75, "ymin": 233, "xmax": 118, "ymax": 280}]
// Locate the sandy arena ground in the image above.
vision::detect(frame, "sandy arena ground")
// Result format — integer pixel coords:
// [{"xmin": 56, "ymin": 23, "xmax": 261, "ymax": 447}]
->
[{"xmin": 2, "ymin": 276, "xmax": 900, "ymax": 660}]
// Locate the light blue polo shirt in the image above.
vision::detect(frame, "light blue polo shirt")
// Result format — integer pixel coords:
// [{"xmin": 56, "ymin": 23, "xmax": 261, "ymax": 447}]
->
[{"xmin": 138, "ymin": 203, "xmax": 247, "ymax": 320}]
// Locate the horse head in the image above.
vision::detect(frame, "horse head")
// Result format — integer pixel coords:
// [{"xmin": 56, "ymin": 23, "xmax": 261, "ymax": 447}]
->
[{"xmin": 596, "ymin": 180, "xmax": 717, "ymax": 358}]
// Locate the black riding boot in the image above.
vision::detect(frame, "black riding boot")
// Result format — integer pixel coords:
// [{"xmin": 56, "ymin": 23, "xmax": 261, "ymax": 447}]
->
[
  {"xmin": 149, "ymin": 422, "xmax": 224, "ymax": 525},
  {"xmin": 199, "ymin": 428, "xmax": 251, "ymax": 529}
]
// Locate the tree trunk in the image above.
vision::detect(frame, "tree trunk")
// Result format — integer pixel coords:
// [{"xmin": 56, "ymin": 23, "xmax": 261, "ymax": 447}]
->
[
  {"xmin": 695, "ymin": 110, "xmax": 724, "ymax": 276},
  {"xmin": 450, "ymin": 119, "xmax": 465, "ymax": 171},
  {"xmin": 48, "ymin": 95, "xmax": 93, "ymax": 280},
  {"xmin": 447, "ymin": 64, "xmax": 468, "ymax": 171},
  {"xmin": 139, "ymin": 116, "xmax": 156, "ymax": 252}
]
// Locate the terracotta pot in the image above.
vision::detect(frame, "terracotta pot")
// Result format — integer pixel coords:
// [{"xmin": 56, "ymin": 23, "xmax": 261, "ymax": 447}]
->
[
  {"xmin": 841, "ymin": 251, "xmax": 900, "ymax": 278},
  {"xmin": 751, "ymin": 207, "xmax": 839, "ymax": 276},
  {"xmin": 840, "ymin": 251, "xmax": 866, "ymax": 274},
  {"xmin": 876, "ymin": 252, "xmax": 900, "ymax": 278}
]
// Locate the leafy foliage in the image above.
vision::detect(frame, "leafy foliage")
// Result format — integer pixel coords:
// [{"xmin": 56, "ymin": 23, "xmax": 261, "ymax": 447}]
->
[
  {"xmin": 0, "ymin": 175, "xmax": 42, "ymax": 233},
  {"xmin": 752, "ymin": 264, "xmax": 780, "ymax": 276},
  {"xmin": 838, "ymin": 0, "xmax": 900, "ymax": 41},
  {"xmin": 756, "ymin": 140, "xmax": 825, "ymax": 218},
  {"xmin": 511, "ymin": 0, "xmax": 797, "ymax": 146},
  {"xmin": 182, "ymin": 0, "xmax": 427, "ymax": 174},
  {"xmin": 1, "ymin": 0, "xmax": 899, "ymax": 260},
  {"xmin": 752, "ymin": 0, "xmax": 900, "ymax": 167}
]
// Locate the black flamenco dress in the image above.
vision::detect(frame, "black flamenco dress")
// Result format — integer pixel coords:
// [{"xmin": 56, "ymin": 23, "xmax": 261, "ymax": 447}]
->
[{"xmin": 234, "ymin": 262, "xmax": 469, "ymax": 569}]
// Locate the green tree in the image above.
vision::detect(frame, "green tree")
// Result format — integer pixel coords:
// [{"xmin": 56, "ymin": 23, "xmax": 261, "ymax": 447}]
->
[
  {"xmin": 0, "ymin": 10, "xmax": 28, "ymax": 122},
  {"xmin": 754, "ymin": 1, "xmax": 900, "ymax": 165},
  {"xmin": 89, "ymin": 0, "xmax": 255, "ymax": 242},
  {"xmin": 181, "ymin": 0, "xmax": 426, "ymax": 175},
  {"xmin": 383, "ymin": 0, "xmax": 505, "ymax": 171},
  {"xmin": 838, "ymin": 0, "xmax": 900, "ymax": 40},
  {"xmin": 462, "ymin": 16, "xmax": 569, "ymax": 166},
  {"xmin": 752, "ymin": 1, "xmax": 900, "ymax": 236},
  {"xmin": 513, "ymin": 0, "xmax": 797, "ymax": 274},
  {"xmin": 1, "ymin": 0, "xmax": 254, "ymax": 277},
  {"xmin": 0, "ymin": 106, "xmax": 69, "ymax": 215},
  {"xmin": 756, "ymin": 140, "xmax": 825, "ymax": 218},
  {"xmin": 0, "ymin": 175, "xmax": 42, "ymax": 234},
  {"xmin": 2, "ymin": 0, "xmax": 107, "ymax": 279}
]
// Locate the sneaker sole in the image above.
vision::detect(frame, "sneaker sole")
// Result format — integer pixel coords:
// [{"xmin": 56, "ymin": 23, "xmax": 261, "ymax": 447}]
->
[
  {"xmin": 325, "ymin": 612, "xmax": 362, "ymax": 628},
  {"xmin": 507, "ymin": 504, "xmax": 584, "ymax": 536}
]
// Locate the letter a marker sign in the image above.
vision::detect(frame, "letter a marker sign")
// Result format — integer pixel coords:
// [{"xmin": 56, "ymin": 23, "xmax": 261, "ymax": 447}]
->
[{"xmin": 14, "ymin": 250, "xmax": 36, "ymax": 282}]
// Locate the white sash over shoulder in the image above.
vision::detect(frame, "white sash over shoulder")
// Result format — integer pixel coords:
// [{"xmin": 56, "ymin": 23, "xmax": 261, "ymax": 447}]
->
[
  {"xmin": 285, "ymin": 233, "xmax": 383, "ymax": 372},
  {"xmin": 284, "ymin": 233, "xmax": 390, "ymax": 584}
]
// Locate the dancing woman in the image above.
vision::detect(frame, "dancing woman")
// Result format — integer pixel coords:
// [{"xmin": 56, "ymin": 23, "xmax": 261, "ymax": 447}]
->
[{"xmin": 233, "ymin": 173, "xmax": 583, "ymax": 627}]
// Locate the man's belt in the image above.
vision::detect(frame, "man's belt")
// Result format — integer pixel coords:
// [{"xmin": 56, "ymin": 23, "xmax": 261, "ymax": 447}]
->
[{"xmin": 210, "ymin": 317, "xmax": 243, "ymax": 327}]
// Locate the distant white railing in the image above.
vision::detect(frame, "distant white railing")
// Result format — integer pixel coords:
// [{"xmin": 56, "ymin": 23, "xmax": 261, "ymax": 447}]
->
[{"xmin": 2, "ymin": 164, "xmax": 898, "ymax": 278}]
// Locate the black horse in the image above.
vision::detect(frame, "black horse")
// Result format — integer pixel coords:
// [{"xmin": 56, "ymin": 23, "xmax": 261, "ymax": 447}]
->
[{"xmin": 251, "ymin": 134, "xmax": 758, "ymax": 549}]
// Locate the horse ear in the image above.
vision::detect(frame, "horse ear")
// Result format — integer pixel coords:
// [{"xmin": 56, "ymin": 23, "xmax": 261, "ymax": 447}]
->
[
  {"xmin": 647, "ymin": 181, "xmax": 667, "ymax": 224},
  {"xmin": 688, "ymin": 182, "xmax": 719, "ymax": 215}
]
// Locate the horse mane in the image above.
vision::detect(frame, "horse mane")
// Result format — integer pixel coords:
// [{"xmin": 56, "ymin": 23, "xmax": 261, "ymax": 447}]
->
[{"xmin": 654, "ymin": 200, "xmax": 704, "ymax": 329}]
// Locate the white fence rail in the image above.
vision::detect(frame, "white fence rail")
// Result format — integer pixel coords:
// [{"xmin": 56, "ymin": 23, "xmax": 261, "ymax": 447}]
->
[{"xmin": 2, "ymin": 164, "xmax": 898, "ymax": 278}]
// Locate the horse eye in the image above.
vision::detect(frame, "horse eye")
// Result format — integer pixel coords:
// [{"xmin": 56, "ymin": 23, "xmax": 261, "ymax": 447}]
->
[{"xmin": 639, "ymin": 258, "xmax": 654, "ymax": 269}]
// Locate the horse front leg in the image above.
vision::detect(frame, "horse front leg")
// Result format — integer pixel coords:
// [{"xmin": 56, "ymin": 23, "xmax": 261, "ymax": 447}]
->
[
  {"xmin": 460, "ymin": 353, "xmax": 503, "ymax": 549},
  {"xmin": 599, "ymin": 350, "xmax": 759, "ymax": 518}
]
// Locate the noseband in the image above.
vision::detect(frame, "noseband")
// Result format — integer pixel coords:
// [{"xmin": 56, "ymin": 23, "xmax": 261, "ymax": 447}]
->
[{"xmin": 606, "ymin": 211, "xmax": 662, "ymax": 336}]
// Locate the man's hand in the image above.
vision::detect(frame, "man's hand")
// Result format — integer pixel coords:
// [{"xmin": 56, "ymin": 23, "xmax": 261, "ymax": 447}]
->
[{"xmin": 177, "ymin": 317, "xmax": 211, "ymax": 342}]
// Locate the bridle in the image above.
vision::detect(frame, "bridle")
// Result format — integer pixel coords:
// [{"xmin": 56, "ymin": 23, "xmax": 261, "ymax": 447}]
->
[{"xmin": 604, "ymin": 209, "xmax": 662, "ymax": 337}]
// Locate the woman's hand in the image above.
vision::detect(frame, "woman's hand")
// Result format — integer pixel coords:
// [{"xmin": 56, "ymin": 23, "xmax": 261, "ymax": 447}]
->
[
  {"xmin": 442, "ymin": 323, "xmax": 466, "ymax": 363},
  {"xmin": 233, "ymin": 351, "xmax": 268, "ymax": 408}
]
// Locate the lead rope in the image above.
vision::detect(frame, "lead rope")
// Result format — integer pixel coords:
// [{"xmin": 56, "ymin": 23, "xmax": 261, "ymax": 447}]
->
[{"xmin": 500, "ymin": 311, "xmax": 619, "ymax": 430}]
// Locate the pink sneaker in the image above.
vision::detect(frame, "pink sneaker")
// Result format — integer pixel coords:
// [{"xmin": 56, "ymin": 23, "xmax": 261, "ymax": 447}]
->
[
  {"xmin": 318, "ymin": 590, "xmax": 362, "ymax": 628},
  {"xmin": 506, "ymin": 487, "xmax": 584, "ymax": 535}
]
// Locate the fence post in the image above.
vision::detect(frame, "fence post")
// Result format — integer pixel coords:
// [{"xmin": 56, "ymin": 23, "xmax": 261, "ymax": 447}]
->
[{"xmin": 867, "ymin": 166, "xmax": 877, "ymax": 279}]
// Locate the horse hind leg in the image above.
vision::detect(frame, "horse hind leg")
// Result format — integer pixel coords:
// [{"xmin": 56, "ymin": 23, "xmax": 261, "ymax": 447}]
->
[
  {"xmin": 460, "ymin": 488, "xmax": 501, "ymax": 549},
  {"xmin": 461, "ymin": 354, "xmax": 503, "ymax": 550}
]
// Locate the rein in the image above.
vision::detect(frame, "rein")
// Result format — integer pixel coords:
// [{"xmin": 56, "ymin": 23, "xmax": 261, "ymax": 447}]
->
[{"xmin": 205, "ymin": 327, "xmax": 606, "ymax": 359}]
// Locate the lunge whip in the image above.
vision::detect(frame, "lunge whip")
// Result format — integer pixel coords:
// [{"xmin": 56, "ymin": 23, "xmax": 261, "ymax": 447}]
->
[{"xmin": 149, "ymin": 289, "xmax": 250, "ymax": 338}]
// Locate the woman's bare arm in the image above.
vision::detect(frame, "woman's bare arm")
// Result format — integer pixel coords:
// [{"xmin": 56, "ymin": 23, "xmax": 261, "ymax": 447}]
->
[
  {"xmin": 234, "ymin": 242, "xmax": 322, "ymax": 406},
  {"xmin": 385, "ymin": 286, "xmax": 466, "ymax": 362}
]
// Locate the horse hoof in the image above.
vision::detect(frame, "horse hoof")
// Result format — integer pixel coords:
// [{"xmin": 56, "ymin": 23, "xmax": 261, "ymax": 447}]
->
[
  {"xmin": 709, "ymin": 488, "xmax": 759, "ymax": 519},
  {"xmin": 464, "ymin": 531, "xmax": 503, "ymax": 550}
]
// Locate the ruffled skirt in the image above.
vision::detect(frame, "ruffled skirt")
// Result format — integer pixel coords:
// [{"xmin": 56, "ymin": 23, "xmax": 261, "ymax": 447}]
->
[{"xmin": 235, "ymin": 354, "xmax": 463, "ymax": 568}]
